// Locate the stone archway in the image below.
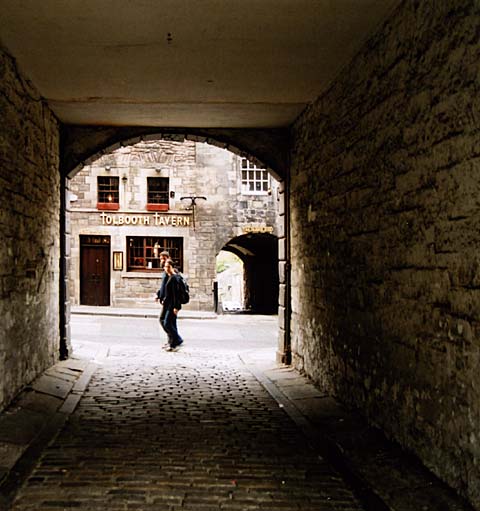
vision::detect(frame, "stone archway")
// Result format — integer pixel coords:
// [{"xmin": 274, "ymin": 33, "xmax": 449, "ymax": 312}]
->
[
  {"xmin": 221, "ymin": 233, "xmax": 279, "ymax": 315},
  {"xmin": 60, "ymin": 131, "xmax": 291, "ymax": 364},
  {"xmin": 60, "ymin": 126, "xmax": 289, "ymax": 180}
]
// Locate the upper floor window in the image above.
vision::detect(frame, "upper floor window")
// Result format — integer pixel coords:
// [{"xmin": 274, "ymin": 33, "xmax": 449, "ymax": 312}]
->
[
  {"xmin": 241, "ymin": 158, "xmax": 270, "ymax": 194},
  {"xmin": 97, "ymin": 176, "xmax": 119, "ymax": 210},
  {"xmin": 147, "ymin": 177, "xmax": 169, "ymax": 211}
]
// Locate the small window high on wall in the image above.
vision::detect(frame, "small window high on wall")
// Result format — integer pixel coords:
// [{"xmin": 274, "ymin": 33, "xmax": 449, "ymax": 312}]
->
[
  {"xmin": 127, "ymin": 236, "xmax": 183, "ymax": 272},
  {"xmin": 241, "ymin": 158, "xmax": 270, "ymax": 194},
  {"xmin": 147, "ymin": 177, "xmax": 169, "ymax": 211},
  {"xmin": 97, "ymin": 176, "xmax": 119, "ymax": 210}
]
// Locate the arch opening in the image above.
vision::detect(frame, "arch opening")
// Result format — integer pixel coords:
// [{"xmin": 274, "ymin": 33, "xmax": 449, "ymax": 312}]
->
[
  {"xmin": 220, "ymin": 233, "xmax": 279, "ymax": 315},
  {"xmin": 215, "ymin": 250, "xmax": 245, "ymax": 313},
  {"xmin": 65, "ymin": 137, "xmax": 282, "ymax": 322}
]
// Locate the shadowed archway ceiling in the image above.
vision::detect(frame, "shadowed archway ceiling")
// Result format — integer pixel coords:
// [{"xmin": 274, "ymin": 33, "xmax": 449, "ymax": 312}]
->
[
  {"xmin": 224, "ymin": 233, "xmax": 277, "ymax": 259},
  {"xmin": 0, "ymin": 0, "xmax": 398, "ymax": 128}
]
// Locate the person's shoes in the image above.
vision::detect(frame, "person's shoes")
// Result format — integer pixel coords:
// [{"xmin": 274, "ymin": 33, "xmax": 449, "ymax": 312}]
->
[
  {"xmin": 166, "ymin": 340, "xmax": 184, "ymax": 352},
  {"xmin": 162, "ymin": 337, "xmax": 174, "ymax": 349}
]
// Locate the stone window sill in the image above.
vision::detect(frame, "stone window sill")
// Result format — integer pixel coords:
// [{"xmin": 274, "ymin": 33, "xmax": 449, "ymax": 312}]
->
[{"xmin": 121, "ymin": 272, "xmax": 162, "ymax": 279}]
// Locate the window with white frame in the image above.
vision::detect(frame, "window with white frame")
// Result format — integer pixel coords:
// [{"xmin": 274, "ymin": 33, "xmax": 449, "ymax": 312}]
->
[{"xmin": 240, "ymin": 158, "xmax": 270, "ymax": 194}]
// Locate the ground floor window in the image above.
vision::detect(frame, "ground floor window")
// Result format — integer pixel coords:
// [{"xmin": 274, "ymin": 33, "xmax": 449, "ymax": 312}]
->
[{"xmin": 127, "ymin": 236, "xmax": 183, "ymax": 272}]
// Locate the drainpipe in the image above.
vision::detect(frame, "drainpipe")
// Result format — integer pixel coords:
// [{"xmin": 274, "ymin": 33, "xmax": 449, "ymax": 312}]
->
[
  {"xmin": 284, "ymin": 155, "xmax": 292, "ymax": 365},
  {"xmin": 59, "ymin": 126, "xmax": 72, "ymax": 360},
  {"xmin": 59, "ymin": 176, "xmax": 69, "ymax": 360},
  {"xmin": 276, "ymin": 140, "xmax": 292, "ymax": 365}
]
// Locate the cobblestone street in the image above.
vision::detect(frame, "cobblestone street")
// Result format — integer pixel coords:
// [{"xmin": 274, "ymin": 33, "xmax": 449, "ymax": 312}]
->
[{"xmin": 9, "ymin": 315, "xmax": 363, "ymax": 510}]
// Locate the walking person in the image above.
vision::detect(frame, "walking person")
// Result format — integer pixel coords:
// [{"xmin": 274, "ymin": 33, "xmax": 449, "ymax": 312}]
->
[
  {"xmin": 160, "ymin": 259, "xmax": 184, "ymax": 352},
  {"xmin": 155, "ymin": 250, "xmax": 172, "ymax": 348}
]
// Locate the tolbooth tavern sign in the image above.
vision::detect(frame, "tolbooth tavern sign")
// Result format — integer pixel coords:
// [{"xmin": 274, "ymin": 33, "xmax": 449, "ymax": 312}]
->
[{"xmin": 100, "ymin": 212, "xmax": 191, "ymax": 227}]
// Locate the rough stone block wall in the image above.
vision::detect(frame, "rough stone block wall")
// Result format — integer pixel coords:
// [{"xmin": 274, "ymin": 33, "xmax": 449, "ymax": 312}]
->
[
  {"xmin": 290, "ymin": 0, "xmax": 480, "ymax": 507},
  {"xmin": 0, "ymin": 48, "xmax": 60, "ymax": 411}
]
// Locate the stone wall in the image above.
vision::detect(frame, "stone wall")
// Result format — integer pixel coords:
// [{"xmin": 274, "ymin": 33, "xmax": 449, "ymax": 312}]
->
[
  {"xmin": 290, "ymin": 0, "xmax": 480, "ymax": 507},
  {"xmin": 68, "ymin": 140, "xmax": 279, "ymax": 311},
  {"xmin": 0, "ymin": 47, "xmax": 60, "ymax": 411}
]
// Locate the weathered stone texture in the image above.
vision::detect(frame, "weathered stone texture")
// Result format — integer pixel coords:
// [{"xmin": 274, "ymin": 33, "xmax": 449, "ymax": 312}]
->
[
  {"xmin": 290, "ymin": 0, "xmax": 480, "ymax": 507},
  {"xmin": 0, "ymin": 48, "xmax": 60, "ymax": 411}
]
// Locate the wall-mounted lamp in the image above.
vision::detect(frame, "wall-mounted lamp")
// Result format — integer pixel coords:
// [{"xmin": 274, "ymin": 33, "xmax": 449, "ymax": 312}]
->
[
  {"xmin": 170, "ymin": 191, "xmax": 175, "ymax": 199},
  {"xmin": 155, "ymin": 167, "xmax": 162, "ymax": 173},
  {"xmin": 122, "ymin": 175, "xmax": 128, "ymax": 183},
  {"xmin": 105, "ymin": 165, "xmax": 111, "ymax": 171}
]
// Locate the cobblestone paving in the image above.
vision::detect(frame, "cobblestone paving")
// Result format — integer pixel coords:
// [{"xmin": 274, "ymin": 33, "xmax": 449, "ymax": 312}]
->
[{"xmin": 11, "ymin": 346, "xmax": 363, "ymax": 510}]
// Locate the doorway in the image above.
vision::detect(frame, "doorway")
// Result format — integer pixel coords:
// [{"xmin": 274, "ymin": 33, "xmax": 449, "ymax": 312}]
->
[{"xmin": 80, "ymin": 235, "xmax": 111, "ymax": 306}]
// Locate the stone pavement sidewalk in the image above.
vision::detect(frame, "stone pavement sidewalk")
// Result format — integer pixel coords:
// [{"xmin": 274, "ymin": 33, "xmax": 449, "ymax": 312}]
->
[
  {"xmin": 0, "ymin": 341, "xmax": 474, "ymax": 510},
  {"xmin": 0, "ymin": 356, "xmax": 99, "ymax": 509},
  {"xmin": 71, "ymin": 305, "xmax": 217, "ymax": 320}
]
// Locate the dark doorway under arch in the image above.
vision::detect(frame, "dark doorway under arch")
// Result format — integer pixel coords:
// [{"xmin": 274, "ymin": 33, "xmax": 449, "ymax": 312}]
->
[{"xmin": 221, "ymin": 233, "xmax": 278, "ymax": 315}]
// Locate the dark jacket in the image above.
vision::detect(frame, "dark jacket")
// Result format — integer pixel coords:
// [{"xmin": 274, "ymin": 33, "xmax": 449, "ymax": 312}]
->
[
  {"xmin": 156, "ymin": 271, "xmax": 168, "ymax": 303},
  {"xmin": 162, "ymin": 274, "xmax": 182, "ymax": 310}
]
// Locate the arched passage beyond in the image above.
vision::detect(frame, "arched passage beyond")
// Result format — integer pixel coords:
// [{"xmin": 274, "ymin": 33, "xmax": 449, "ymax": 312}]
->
[{"xmin": 222, "ymin": 233, "xmax": 279, "ymax": 315}]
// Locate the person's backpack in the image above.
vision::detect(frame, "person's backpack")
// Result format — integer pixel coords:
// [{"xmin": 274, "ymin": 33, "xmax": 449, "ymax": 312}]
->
[{"xmin": 177, "ymin": 274, "xmax": 190, "ymax": 304}]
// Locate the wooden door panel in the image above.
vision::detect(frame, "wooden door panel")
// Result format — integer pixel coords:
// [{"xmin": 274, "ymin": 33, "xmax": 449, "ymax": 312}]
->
[{"xmin": 80, "ymin": 245, "xmax": 110, "ymax": 306}]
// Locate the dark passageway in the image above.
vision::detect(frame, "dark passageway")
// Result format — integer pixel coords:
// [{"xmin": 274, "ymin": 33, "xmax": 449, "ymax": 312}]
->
[{"xmin": 2, "ymin": 1, "xmax": 480, "ymax": 508}]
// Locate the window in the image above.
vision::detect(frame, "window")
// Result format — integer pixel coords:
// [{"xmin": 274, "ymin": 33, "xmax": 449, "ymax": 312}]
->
[
  {"xmin": 147, "ymin": 177, "xmax": 169, "ymax": 211},
  {"xmin": 127, "ymin": 236, "xmax": 183, "ymax": 272},
  {"xmin": 97, "ymin": 176, "xmax": 119, "ymax": 210},
  {"xmin": 241, "ymin": 158, "xmax": 270, "ymax": 194}
]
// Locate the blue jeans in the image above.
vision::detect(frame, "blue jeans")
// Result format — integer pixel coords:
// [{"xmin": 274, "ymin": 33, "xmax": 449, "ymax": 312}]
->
[
  {"xmin": 161, "ymin": 308, "xmax": 183, "ymax": 347},
  {"xmin": 159, "ymin": 306, "xmax": 170, "ymax": 341}
]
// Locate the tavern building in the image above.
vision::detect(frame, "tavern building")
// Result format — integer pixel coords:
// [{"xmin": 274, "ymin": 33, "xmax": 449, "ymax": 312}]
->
[{"xmin": 67, "ymin": 139, "xmax": 279, "ymax": 312}]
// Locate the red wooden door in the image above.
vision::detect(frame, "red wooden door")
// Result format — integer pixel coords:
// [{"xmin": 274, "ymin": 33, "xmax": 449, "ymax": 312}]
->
[{"xmin": 80, "ymin": 242, "xmax": 110, "ymax": 306}]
